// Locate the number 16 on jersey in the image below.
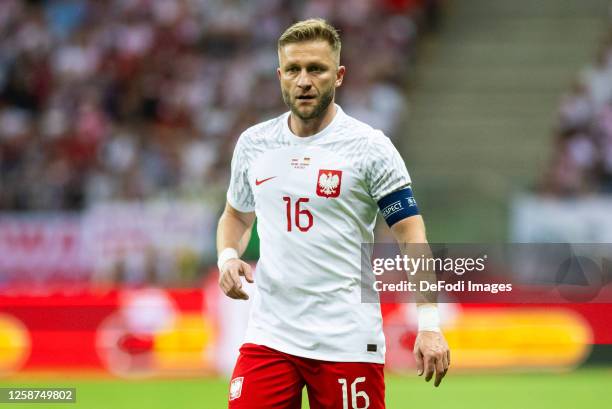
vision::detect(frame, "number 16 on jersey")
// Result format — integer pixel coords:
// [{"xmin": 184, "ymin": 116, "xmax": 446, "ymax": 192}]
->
[{"xmin": 282, "ymin": 196, "xmax": 313, "ymax": 232}]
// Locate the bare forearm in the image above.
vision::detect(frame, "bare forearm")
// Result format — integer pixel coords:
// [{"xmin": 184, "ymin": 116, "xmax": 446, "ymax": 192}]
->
[
  {"xmin": 216, "ymin": 204, "xmax": 255, "ymax": 256},
  {"xmin": 390, "ymin": 216, "xmax": 436, "ymax": 306}
]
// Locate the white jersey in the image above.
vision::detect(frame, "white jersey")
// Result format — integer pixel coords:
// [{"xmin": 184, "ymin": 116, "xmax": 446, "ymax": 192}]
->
[{"xmin": 226, "ymin": 105, "xmax": 411, "ymax": 363}]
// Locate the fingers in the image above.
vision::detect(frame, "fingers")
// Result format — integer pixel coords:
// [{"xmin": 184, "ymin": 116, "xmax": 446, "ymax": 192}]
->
[
  {"xmin": 241, "ymin": 263, "xmax": 254, "ymax": 283},
  {"xmin": 219, "ymin": 271, "xmax": 243, "ymax": 299},
  {"xmin": 434, "ymin": 350, "xmax": 450, "ymax": 387},
  {"xmin": 414, "ymin": 331, "xmax": 451, "ymax": 387},
  {"xmin": 421, "ymin": 350, "xmax": 448, "ymax": 386},
  {"xmin": 219, "ymin": 261, "xmax": 252, "ymax": 300},
  {"xmin": 414, "ymin": 348, "xmax": 424, "ymax": 376},
  {"xmin": 423, "ymin": 354, "xmax": 435, "ymax": 382},
  {"xmin": 434, "ymin": 355, "xmax": 446, "ymax": 387},
  {"xmin": 443, "ymin": 350, "xmax": 450, "ymax": 372},
  {"xmin": 227, "ymin": 285, "xmax": 249, "ymax": 300}
]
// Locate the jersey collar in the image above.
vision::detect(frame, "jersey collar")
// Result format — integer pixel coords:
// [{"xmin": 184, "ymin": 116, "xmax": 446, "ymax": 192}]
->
[{"xmin": 283, "ymin": 104, "xmax": 345, "ymax": 144}]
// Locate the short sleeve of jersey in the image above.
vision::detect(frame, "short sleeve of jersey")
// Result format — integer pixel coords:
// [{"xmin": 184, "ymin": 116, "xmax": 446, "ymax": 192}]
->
[
  {"xmin": 226, "ymin": 136, "xmax": 255, "ymax": 212},
  {"xmin": 365, "ymin": 132, "xmax": 412, "ymax": 201}
]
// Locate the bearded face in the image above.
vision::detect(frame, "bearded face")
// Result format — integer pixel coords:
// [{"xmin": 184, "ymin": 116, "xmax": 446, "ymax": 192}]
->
[
  {"xmin": 277, "ymin": 40, "xmax": 344, "ymax": 122},
  {"xmin": 281, "ymin": 81, "xmax": 335, "ymax": 121}
]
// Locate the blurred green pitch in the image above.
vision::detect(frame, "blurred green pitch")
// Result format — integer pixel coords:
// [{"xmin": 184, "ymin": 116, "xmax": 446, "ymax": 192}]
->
[{"xmin": 1, "ymin": 368, "xmax": 610, "ymax": 408}]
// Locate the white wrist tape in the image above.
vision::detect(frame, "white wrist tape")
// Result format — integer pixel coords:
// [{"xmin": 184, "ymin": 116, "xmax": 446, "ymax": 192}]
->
[
  {"xmin": 217, "ymin": 248, "xmax": 239, "ymax": 271},
  {"xmin": 417, "ymin": 305, "xmax": 441, "ymax": 332}
]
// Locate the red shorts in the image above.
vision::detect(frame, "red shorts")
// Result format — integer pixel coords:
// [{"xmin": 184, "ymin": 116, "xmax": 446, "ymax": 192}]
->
[{"xmin": 228, "ymin": 343, "xmax": 385, "ymax": 409}]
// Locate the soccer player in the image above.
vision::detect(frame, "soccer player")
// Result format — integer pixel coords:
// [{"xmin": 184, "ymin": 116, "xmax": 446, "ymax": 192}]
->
[{"xmin": 217, "ymin": 18, "xmax": 450, "ymax": 409}]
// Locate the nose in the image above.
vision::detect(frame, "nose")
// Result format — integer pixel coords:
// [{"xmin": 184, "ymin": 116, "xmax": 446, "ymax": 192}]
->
[{"xmin": 296, "ymin": 69, "xmax": 312, "ymax": 90}]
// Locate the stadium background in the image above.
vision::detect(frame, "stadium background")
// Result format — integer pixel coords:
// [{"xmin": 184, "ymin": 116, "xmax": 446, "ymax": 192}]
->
[{"xmin": 0, "ymin": 0, "xmax": 611, "ymax": 408}]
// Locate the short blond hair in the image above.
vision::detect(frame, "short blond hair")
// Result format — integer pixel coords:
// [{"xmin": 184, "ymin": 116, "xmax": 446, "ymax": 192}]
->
[{"xmin": 278, "ymin": 18, "xmax": 341, "ymax": 57}]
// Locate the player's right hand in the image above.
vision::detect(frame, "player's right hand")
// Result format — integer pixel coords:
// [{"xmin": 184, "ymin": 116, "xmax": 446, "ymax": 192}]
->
[{"xmin": 218, "ymin": 259, "xmax": 254, "ymax": 300}]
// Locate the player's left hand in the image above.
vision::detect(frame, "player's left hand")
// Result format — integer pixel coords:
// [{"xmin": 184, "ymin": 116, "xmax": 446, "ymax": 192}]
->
[{"xmin": 413, "ymin": 331, "xmax": 450, "ymax": 387}]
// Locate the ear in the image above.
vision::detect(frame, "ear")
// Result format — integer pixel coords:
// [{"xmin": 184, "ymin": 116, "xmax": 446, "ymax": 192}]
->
[
  {"xmin": 335, "ymin": 65, "xmax": 346, "ymax": 87},
  {"xmin": 277, "ymin": 67, "xmax": 282, "ymax": 81}
]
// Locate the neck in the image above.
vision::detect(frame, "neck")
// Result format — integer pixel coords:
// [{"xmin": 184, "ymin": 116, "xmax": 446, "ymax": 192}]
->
[{"xmin": 289, "ymin": 103, "xmax": 337, "ymax": 137}]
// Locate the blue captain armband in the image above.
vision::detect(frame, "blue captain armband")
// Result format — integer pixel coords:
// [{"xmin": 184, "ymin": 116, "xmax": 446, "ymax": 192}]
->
[{"xmin": 377, "ymin": 187, "xmax": 420, "ymax": 227}]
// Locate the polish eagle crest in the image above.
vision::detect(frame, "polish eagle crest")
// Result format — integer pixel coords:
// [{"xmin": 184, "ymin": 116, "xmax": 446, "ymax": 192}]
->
[{"xmin": 316, "ymin": 169, "xmax": 343, "ymax": 198}]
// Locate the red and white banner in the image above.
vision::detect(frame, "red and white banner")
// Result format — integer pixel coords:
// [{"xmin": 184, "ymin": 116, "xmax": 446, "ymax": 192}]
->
[
  {"xmin": 0, "ymin": 215, "xmax": 89, "ymax": 283},
  {"xmin": 0, "ymin": 200, "xmax": 217, "ymax": 285}
]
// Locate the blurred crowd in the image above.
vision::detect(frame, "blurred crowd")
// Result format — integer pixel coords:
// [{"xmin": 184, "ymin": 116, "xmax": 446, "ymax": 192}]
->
[
  {"xmin": 0, "ymin": 0, "xmax": 440, "ymax": 211},
  {"xmin": 543, "ymin": 29, "xmax": 612, "ymax": 195}
]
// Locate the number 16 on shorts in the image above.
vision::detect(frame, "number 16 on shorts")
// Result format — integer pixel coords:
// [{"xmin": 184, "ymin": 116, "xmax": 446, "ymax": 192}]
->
[{"xmin": 338, "ymin": 377, "xmax": 369, "ymax": 409}]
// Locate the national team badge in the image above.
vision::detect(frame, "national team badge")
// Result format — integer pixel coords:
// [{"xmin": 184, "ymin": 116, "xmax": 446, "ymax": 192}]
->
[
  {"xmin": 316, "ymin": 169, "xmax": 342, "ymax": 198},
  {"xmin": 229, "ymin": 377, "xmax": 244, "ymax": 401}
]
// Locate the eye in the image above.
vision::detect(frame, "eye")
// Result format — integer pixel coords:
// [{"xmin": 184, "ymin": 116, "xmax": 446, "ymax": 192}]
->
[
  {"xmin": 308, "ymin": 66, "xmax": 323, "ymax": 73},
  {"xmin": 286, "ymin": 66, "xmax": 300, "ymax": 73}
]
